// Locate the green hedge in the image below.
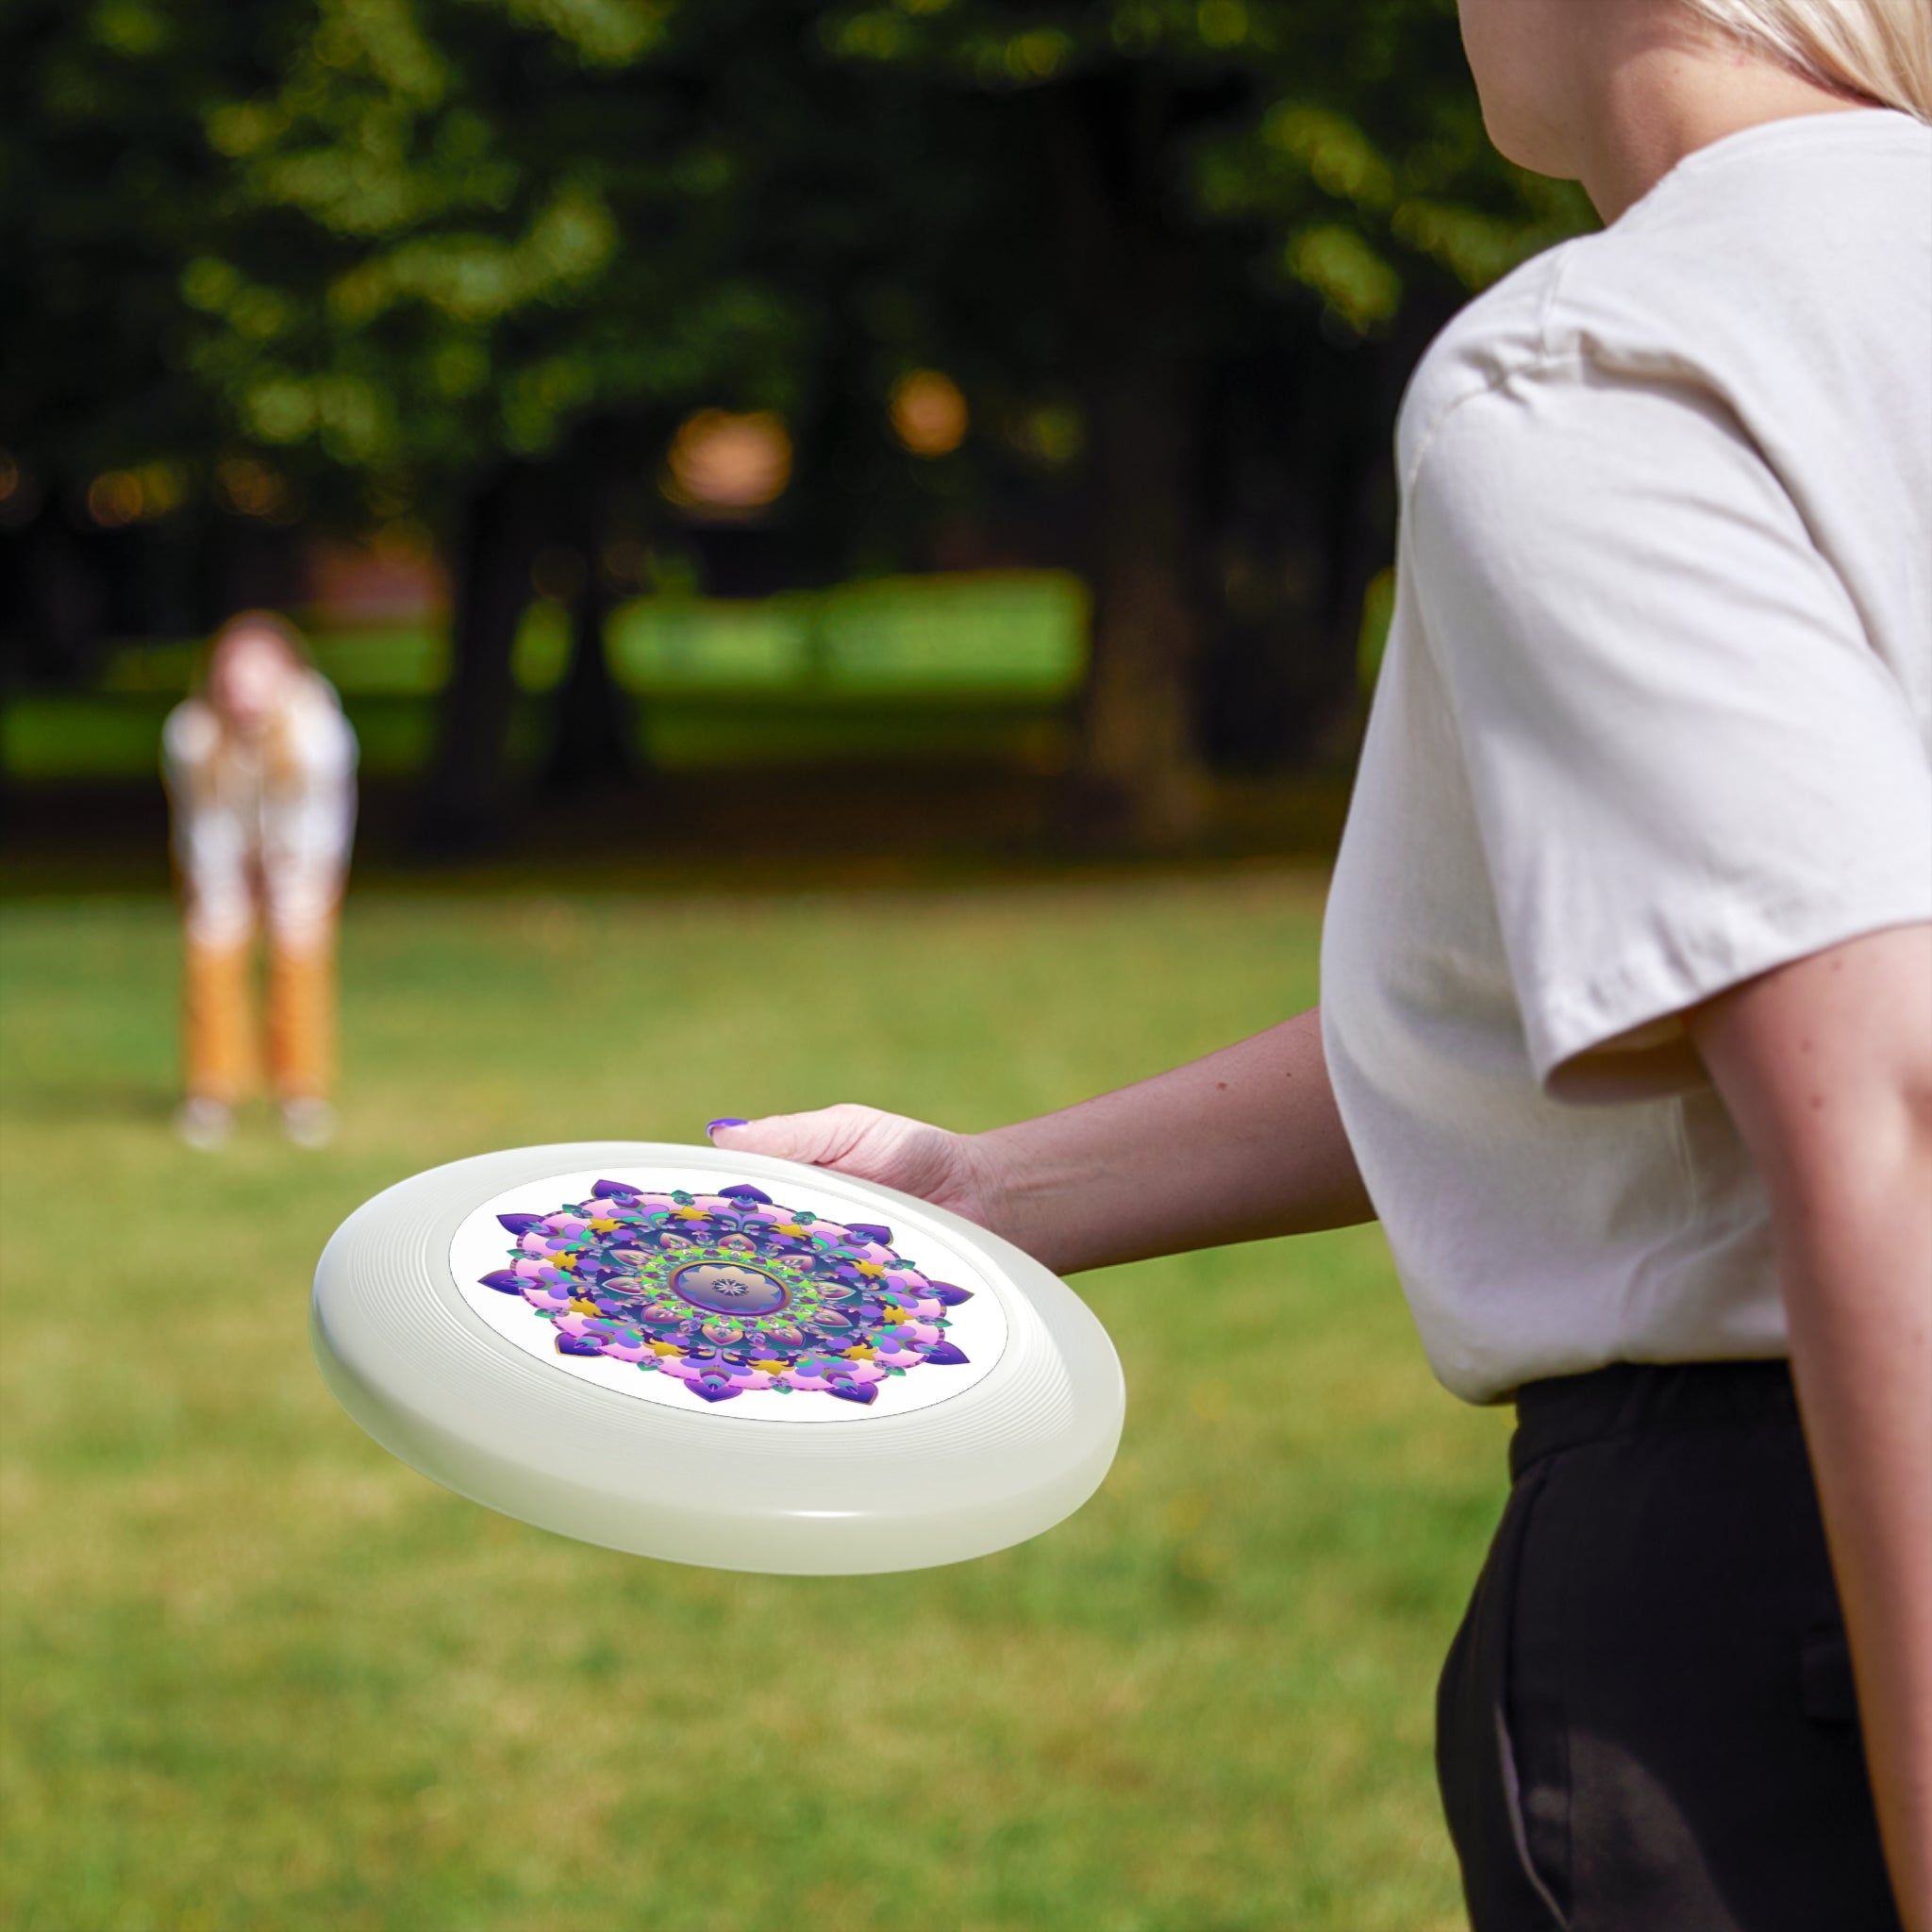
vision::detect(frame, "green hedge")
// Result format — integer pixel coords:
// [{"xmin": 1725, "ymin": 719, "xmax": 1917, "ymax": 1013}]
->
[{"xmin": 4, "ymin": 573, "xmax": 1088, "ymax": 780}]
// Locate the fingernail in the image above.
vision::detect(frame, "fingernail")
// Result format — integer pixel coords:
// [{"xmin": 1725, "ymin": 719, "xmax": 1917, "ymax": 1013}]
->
[{"xmin": 706, "ymin": 1118, "xmax": 748, "ymax": 1138}]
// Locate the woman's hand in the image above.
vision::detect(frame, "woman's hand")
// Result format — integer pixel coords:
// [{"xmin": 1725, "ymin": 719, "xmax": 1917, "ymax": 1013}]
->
[{"xmin": 708, "ymin": 1106, "xmax": 1010, "ymax": 1232}]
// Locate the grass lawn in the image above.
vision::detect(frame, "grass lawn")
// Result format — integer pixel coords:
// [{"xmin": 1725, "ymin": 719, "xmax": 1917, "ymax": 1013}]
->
[{"xmin": 0, "ymin": 874, "xmax": 1507, "ymax": 1932}]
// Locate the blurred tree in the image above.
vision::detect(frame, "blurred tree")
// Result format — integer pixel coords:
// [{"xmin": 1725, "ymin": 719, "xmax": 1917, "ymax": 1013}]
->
[
  {"xmin": 808, "ymin": 0, "xmax": 1591, "ymax": 835},
  {"xmin": 166, "ymin": 0, "xmax": 810, "ymax": 844},
  {"xmin": 0, "ymin": 0, "xmax": 299, "ymax": 681},
  {"xmin": 147, "ymin": 0, "xmax": 991, "ymax": 844},
  {"xmin": 4, "ymin": 0, "xmax": 1591, "ymax": 843}
]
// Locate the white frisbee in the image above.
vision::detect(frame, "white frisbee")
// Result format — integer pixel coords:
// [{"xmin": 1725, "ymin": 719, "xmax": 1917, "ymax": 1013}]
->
[{"xmin": 310, "ymin": 1141, "xmax": 1124, "ymax": 1574}]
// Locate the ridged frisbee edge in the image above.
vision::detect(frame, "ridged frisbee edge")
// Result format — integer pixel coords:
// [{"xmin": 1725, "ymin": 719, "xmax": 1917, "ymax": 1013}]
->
[{"xmin": 312, "ymin": 1289, "xmax": 1123, "ymax": 1574}]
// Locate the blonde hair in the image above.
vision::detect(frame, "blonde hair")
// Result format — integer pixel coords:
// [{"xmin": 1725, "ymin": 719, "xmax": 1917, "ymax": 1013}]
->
[{"xmin": 1683, "ymin": 0, "xmax": 1932, "ymax": 120}]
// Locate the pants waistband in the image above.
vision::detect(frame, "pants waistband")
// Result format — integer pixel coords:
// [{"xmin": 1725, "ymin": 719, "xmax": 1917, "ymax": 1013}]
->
[{"xmin": 1509, "ymin": 1358, "xmax": 1797, "ymax": 1483}]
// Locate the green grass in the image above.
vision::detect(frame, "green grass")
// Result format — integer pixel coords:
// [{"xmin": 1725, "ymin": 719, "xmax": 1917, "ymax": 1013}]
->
[{"xmin": 0, "ymin": 876, "xmax": 1506, "ymax": 1931}]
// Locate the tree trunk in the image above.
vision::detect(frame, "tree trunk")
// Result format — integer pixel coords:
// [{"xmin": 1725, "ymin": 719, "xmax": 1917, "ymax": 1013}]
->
[
  {"xmin": 1079, "ymin": 361, "xmax": 1206, "ymax": 844},
  {"xmin": 1300, "ymin": 293, "xmax": 1459, "ymax": 754},
  {"xmin": 541, "ymin": 552, "xmax": 635, "ymax": 798},
  {"xmin": 418, "ymin": 460, "xmax": 542, "ymax": 858},
  {"xmin": 541, "ymin": 418, "xmax": 660, "ymax": 800},
  {"xmin": 1045, "ymin": 75, "xmax": 1211, "ymax": 848},
  {"xmin": 12, "ymin": 508, "xmax": 107, "ymax": 687}
]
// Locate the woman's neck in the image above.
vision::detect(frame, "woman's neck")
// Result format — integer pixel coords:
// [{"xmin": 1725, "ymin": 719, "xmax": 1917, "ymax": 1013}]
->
[{"xmin": 1574, "ymin": 17, "xmax": 1876, "ymax": 223}]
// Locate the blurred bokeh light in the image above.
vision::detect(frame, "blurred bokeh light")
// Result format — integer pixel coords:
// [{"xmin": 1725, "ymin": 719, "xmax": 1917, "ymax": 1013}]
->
[
  {"xmin": 662, "ymin": 409, "xmax": 793, "ymax": 515},
  {"xmin": 890, "ymin": 370, "xmax": 970, "ymax": 458}
]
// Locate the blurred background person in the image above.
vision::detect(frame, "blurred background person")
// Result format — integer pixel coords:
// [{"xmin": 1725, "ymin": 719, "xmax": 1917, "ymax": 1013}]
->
[{"xmin": 162, "ymin": 611, "xmax": 357, "ymax": 1150}]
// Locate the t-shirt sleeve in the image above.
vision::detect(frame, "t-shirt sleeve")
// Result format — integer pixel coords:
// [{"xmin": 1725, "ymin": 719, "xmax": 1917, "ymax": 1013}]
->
[
  {"xmin": 161, "ymin": 698, "xmax": 218, "ymax": 790},
  {"xmin": 1407, "ymin": 363, "xmax": 1932, "ymax": 1098}
]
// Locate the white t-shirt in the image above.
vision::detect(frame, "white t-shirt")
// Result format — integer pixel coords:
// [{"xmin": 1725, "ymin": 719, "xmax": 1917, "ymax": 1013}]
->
[
  {"xmin": 1322, "ymin": 109, "xmax": 1932, "ymax": 1405},
  {"xmin": 163, "ymin": 671, "xmax": 358, "ymax": 950}
]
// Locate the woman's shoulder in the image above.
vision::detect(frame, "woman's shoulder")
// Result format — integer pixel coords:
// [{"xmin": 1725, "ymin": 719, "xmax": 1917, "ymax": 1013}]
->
[
  {"xmin": 1398, "ymin": 110, "xmax": 1932, "ymax": 490},
  {"xmin": 1394, "ymin": 211, "xmax": 1752, "ymax": 490},
  {"xmin": 284, "ymin": 673, "xmax": 358, "ymax": 768},
  {"xmin": 291, "ymin": 667, "xmax": 345, "ymax": 716},
  {"xmin": 162, "ymin": 696, "xmax": 221, "ymax": 768},
  {"xmin": 1395, "ymin": 242, "xmax": 1584, "ymax": 485}
]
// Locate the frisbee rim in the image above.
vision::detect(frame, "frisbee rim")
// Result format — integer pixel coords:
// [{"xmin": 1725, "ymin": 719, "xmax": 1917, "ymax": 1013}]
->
[{"xmin": 310, "ymin": 1141, "xmax": 1124, "ymax": 1574}]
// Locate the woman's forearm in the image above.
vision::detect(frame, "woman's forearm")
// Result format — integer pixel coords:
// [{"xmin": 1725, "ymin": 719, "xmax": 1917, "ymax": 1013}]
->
[
  {"xmin": 1781, "ymin": 1182, "xmax": 1932, "ymax": 1932},
  {"xmin": 969, "ymin": 1005, "xmax": 1374, "ymax": 1274},
  {"xmin": 1693, "ymin": 924, "xmax": 1932, "ymax": 1930}
]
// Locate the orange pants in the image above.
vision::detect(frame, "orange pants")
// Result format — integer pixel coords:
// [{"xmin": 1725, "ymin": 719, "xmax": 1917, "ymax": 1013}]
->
[{"xmin": 184, "ymin": 922, "xmax": 337, "ymax": 1105}]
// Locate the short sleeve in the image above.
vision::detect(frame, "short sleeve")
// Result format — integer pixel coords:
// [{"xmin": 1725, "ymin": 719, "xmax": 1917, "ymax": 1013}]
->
[
  {"xmin": 288, "ymin": 675, "xmax": 358, "ymax": 780},
  {"xmin": 161, "ymin": 699, "xmax": 218, "ymax": 784},
  {"xmin": 1408, "ymin": 364, "xmax": 1932, "ymax": 1096}
]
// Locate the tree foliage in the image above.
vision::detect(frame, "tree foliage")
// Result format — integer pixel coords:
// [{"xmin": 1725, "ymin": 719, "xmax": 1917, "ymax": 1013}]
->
[{"xmin": 4, "ymin": 0, "xmax": 1593, "ymax": 838}]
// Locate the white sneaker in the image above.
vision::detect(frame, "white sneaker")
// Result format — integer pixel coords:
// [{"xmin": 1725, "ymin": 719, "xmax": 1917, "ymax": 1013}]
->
[
  {"xmin": 280, "ymin": 1097, "xmax": 337, "ymax": 1149},
  {"xmin": 175, "ymin": 1096, "xmax": 233, "ymax": 1151}
]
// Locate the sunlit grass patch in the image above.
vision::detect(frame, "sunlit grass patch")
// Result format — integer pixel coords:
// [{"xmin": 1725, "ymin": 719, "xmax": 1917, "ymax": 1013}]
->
[{"xmin": 1, "ymin": 878, "xmax": 1504, "ymax": 1931}]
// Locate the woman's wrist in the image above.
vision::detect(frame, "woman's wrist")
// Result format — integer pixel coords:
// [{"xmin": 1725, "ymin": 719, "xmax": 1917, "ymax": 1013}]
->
[
  {"xmin": 964, "ymin": 1116, "xmax": 1175, "ymax": 1275},
  {"xmin": 954, "ymin": 1125, "xmax": 1065, "ymax": 1266}
]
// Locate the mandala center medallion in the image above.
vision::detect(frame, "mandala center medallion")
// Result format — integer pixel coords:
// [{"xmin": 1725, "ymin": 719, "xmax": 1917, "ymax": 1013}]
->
[{"xmin": 671, "ymin": 1260, "xmax": 791, "ymax": 1317}]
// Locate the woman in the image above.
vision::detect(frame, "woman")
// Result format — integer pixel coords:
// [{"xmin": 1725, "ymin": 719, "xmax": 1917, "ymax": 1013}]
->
[
  {"xmin": 163, "ymin": 611, "xmax": 358, "ymax": 1150},
  {"xmin": 707, "ymin": 2, "xmax": 1931, "ymax": 1925}
]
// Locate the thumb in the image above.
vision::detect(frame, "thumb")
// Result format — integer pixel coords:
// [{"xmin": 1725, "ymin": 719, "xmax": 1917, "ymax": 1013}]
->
[
  {"xmin": 705, "ymin": 1105, "xmax": 984, "ymax": 1219},
  {"xmin": 706, "ymin": 1104, "xmax": 963, "ymax": 1200},
  {"xmin": 707, "ymin": 1106, "xmax": 873, "ymax": 1168}
]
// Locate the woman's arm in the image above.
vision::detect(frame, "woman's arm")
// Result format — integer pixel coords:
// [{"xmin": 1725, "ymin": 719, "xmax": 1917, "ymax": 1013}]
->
[
  {"xmin": 1689, "ymin": 923, "xmax": 1932, "ymax": 1932},
  {"xmin": 710, "ymin": 1005, "xmax": 1374, "ymax": 1275}
]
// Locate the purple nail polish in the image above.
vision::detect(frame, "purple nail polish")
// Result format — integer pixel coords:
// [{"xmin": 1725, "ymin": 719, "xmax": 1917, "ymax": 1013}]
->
[{"xmin": 707, "ymin": 1118, "xmax": 748, "ymax": 1137}]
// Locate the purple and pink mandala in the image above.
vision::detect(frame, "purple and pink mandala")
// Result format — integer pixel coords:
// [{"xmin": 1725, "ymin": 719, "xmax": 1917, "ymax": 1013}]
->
[{"xmin": 476, "ymin": 1179, "xmax": 974, "ymax": 1406}]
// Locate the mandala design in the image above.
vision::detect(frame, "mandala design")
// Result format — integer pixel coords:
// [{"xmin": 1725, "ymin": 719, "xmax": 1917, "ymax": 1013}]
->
[{"xmin": 476, "ymin": 1179, "xmax": 974, "ymax": 1407}]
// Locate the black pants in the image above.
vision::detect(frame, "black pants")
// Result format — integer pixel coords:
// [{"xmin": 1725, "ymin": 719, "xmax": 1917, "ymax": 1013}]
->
[{"xmin": 1436, "ymin": 1360, "xmax": 1900, "ymax": 1932}]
